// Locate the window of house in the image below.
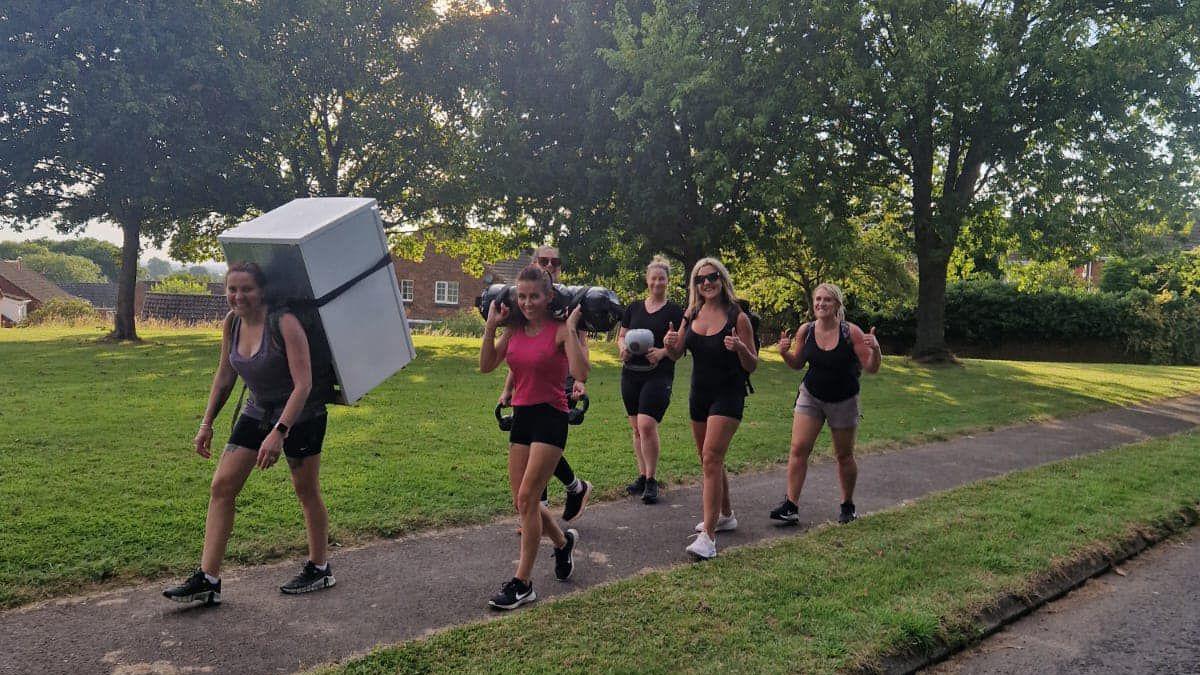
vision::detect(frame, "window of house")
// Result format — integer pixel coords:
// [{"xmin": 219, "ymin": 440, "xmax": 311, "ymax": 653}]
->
[
  {"xmin": 434, "ymin": 281, "xmax": 459, "ymax": 305},
  {"xmin": 400, "ymin": 279, "xmax": 413, "ymax": 302}
]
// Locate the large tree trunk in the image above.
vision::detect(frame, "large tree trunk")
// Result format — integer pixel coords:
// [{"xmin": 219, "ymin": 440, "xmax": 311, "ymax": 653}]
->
[
  {"xmin": 912, "ymin": 242, "xmax": 951, "ymax": 361},
  {"xmin": 111, "ymin": 218, "xmax": 141, "ymax": 341}
]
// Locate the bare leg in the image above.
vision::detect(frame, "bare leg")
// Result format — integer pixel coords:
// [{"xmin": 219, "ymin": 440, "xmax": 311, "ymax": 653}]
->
[
  {"xmin": 830, "ymin": 427, "xmax": 858, "ymax": 503},
  {"xmin": 511, "ymin": 442, "xmax": 567, "ymax": 582},
  {"xmin": 627, "ymin": 415, "xmax": 646, "ymax": 477},
  {"xmin": 636, "ymin": 414, "xmax": 660, "ymax": 479},
  {"xmin": 787, "ymin": 413, "xmax": 824, "ymax": 502},
  {"xmin": 698, "ymin": 415, "xmax": 740, "ymax": 538},
  {"xmin": 287, "ymin": 454, "xmax": 328, "ymax": 565},
  {"xmin": 200, "ymin": 447, "xmax": 257, "ymax": 577}
]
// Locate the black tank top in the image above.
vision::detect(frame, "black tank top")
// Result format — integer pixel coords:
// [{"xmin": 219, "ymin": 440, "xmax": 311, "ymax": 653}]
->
[
  {"xmin": 685, "ymin": 312, "xmax": 746, "ymax": 395},
  {"xmin": 801, "ymin": 321, "xmax": 860, "ymax": 402}
]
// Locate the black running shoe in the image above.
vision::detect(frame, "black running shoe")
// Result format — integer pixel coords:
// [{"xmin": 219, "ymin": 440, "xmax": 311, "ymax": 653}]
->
[
  {"xmin": 554, "ymin": 528, "xmax": 579, "ymax": 581},
  {"xmin": 641, "ymin": 478, "xmax": 659, "ymax": 504},
  {"xmin": 562, "ymin": 480, "xmax": 592, "ymax": 522},
  {"xmin": 770, "ymin": 498, "xmax": 800, "ymax": 523},
  {"xmin": 163, "ymin": 570, "xmax": 221, "ymax": 605},
  {"xmin": 626, "ymin": 475, "xmax": 646, "ymax": 496},
  {"xmin": 280, "ymin": 561, "xmax": 336, "ymax": 594},
  {"xmin": 838, "ymin": 501, "xmax": 858, "ymax": 524},
  {"xmin": 488, "ymin": 577, "xmax": 536, "ymax": 610}
]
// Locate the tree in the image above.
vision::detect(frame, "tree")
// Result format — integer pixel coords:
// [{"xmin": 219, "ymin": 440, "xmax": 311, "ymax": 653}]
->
[
  {"xmin": 145, "ymin": 258, "xmax": 173, "ymax": 281},
  {"xmin": 155, "ymin": 273, "xmax": 210, "ymax": 295},
  {"xmin": 46, "ymin": 238, "xmax": 122, "ymax": 282},
  {"xmin": 1, "ymin": 2, "xmax": 280, "ymax": 339},
  {"xmin": 21, "ymin": 251, "xmax": 106, "ymax": 284},
  {"xmin": 777, "ymin": 0, "xmax": 1200, "ymax": 359}
]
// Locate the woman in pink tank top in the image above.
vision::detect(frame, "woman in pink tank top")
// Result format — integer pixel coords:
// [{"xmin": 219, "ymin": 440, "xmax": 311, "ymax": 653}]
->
[{"xmin": 479, "ymin": 264, "xmax": 589, "ymax": 610}]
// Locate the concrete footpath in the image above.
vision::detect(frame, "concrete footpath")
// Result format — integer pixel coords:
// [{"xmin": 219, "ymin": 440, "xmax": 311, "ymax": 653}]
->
[
  {"xmin": 928, "ymin": 528, "xmax": 1200, "ymax": 675},
  {"xmin": 4, "ymin": 396, "xmax": 1200, "ymax": 675}
]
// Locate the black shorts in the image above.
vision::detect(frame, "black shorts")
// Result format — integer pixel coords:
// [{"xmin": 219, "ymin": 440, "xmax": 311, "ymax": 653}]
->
[
  {"xmin": 228, "ymin": 413, "xmax": 327, "ymax": 459},
  {"xmin": 688, "ymin": 388, "xmax": 746, "ymax": 423},
  {"xmin": 509, "ymin": 403, "xmax": 569, "ymax": 450},
  {"xmin": 621, "ymin": 371, "xmax": 674, "ymax": 422}
]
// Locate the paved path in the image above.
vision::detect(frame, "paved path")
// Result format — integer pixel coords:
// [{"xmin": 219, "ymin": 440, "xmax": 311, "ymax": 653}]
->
[
  {"xmin": 927, "ymin": 528, "xmax": 1200, "ymax": 675},
  {"xmin": 5, "ymin": 396, "xmax": 1200, "ymax": 675}
]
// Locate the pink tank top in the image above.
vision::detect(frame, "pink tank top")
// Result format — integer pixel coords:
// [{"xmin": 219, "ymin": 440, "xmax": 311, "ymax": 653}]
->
[{"xmin": 506, "ymin": 320, "xmax": 569, "ymax": 412}]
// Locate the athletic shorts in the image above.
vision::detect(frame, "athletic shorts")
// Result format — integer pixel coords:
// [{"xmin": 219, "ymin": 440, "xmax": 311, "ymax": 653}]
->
[
  {"xmin": 228, "ymin": 413, "xmax": 327, "ymax": 459},
  {"xmin": 689, "ymin": 387, "xmax": 746, "ymax": 423},
  {"xmin": 794, "ymin": 383, "xmax": 860, "ymax": 429},
  {"xmin": 621, "ymin": 371, "xmax": 674, "ymax": 422},
  {"xmin": 509, "ymin": 403, "xmax": 569, "ymax": 450}
]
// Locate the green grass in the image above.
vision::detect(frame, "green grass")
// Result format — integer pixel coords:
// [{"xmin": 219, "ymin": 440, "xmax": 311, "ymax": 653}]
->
[
  {"xmin": 2, "ymin": 324, "xmax": 1200, "ymax": 609},
  {"xmin": 321, "ymin": 431, "xmax": 1200, "ymax": 675}
]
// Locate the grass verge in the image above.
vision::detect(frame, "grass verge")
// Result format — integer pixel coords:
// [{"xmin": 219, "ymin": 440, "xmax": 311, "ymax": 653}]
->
[
  {"xmin": 2, "ymin": 325, "xmax": 1200, "ymax": 608},
  {"xmin": 320, "ymin": 431, "xmax": 1200, "ymax": 675}
]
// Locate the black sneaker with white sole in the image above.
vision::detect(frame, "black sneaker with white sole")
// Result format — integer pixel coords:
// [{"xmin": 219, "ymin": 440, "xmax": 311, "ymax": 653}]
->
[
  {"xmin": 626, "ymin": 475, "xmax": 646, "ymax": 496},
  {"xmin": 280, "ymin": 561, "xmax": 336, "ymax": 594},
  {"xmin": 562, "ymin": 480, "xmax": 592, "ymax": 522},
  {"xmin": 163, "ymin": 570, "xmax": 221, "ymax": 605},
  {"xmin": 641, "ymin": 478, "xmax": 659, "ymax": 504},
  {"xmin": 838, "ymin": 501, "xmax": 858, "ymax": 524},
  {"xmin": 769, "ymin": 498, "xmax": 800, "ymax": 523},
  {"xmin": 554, "ymin": 528, "xmax": 578, "ymax": 581},
  {"xmin": 488, "ymin": 577, "xmax": 536, "ymax": 610}
]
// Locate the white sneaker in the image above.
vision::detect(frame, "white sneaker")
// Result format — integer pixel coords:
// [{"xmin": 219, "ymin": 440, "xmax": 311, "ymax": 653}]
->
[
  {"xmin": 694, "ymin": 512, "xmax": 738, "ymax": 533},
  {"xmin": 686, "ymin": 531, "xmax": 717, "ymax": 560}
]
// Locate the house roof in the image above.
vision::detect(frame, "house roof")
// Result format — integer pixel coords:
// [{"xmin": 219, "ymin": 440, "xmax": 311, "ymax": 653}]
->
[
  {"xmin": 58, "ymin": 282, "xmax": 119, "ymax": 309},
  {"xmin": 141, "ymin": 293, "xmax": 230, "ymax": 324},
  {"xmin": 0, "ymin": 289, "xmax": 32, "ymax": 302},
  {"xmin": 0, "ymin": 260, "xmax": 72, "ymax": 303},
  {"xmin": 486, "ymin": 253, "xmax": 533, "ymax": 283}
]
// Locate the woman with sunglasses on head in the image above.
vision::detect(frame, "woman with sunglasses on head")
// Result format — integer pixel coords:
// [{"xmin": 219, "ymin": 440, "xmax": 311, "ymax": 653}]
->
[
  {"xmin": 498, "ymin": 245, "xmax": 593, "ymax": 522},
  {"xmin": 481, "ymin": 264, "xmax": 590, "ymax": 609},
  {"xmin": 617, "ymin": 255, "xmax": 685, "ymax": 504},
  {"xmin": 163, "ymin": 262, "xmax": 334, "ymax": 606},
  {"xmin": 770, "ymin": 283, "xmax": 880, "ymax": 526},
  {"xmin": 664, "ymin": 258, "xmax": 757, "ymax": 559}
]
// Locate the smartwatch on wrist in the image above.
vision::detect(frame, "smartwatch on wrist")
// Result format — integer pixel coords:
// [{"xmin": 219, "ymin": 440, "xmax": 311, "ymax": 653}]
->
[{"xmin": 273, "ymin": 422, "xmax": 290, "ymax": 438}]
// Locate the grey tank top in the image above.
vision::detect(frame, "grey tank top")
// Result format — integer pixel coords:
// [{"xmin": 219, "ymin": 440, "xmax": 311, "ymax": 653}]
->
[{"xmin": 229, "ymin": 317, "xmax": 324, "ymax": 423}]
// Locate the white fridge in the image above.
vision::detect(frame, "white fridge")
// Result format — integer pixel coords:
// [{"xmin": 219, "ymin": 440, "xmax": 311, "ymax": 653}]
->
[{"xmin": 218, "ymin": 198, "xmax": 415, "ymax": 404}]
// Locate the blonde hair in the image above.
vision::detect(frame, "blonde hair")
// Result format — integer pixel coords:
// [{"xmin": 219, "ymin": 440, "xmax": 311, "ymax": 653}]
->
[
  {"xmin": 646, "ymin": 255, "xmax": 671, "ymax": 276},
  {"xmin": 813, "ymin": 282, "xmax": 846, "ymax": 323},
  {"xmin": 686, "ymin": 257, "xmax": 738, "ymax": 317}
]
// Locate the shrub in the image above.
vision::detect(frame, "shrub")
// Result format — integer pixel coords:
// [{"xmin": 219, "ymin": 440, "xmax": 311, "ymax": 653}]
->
[
  {"xmin": 21, "ymin": 298, "xmax": 100, "ymax": 326},
  {"xmin": 154, "ymin": 274, "xmax": 210, "ymax": 295},
  {"xmin": 428, "ymin": 308, "xmax": 485, "ymax": 337}
]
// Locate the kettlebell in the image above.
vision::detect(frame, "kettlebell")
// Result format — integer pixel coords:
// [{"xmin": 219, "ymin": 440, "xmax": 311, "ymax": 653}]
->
[
  {"xmin": 567, "ymin": 393, "xmax": 589, "ymax": 425},
  {"xmin": 495, "ymin": 402, "xmax": 514, "ymax": 431},
  {"xmin": 625, "ymin": 328, "xmax": 654, "ymax": 355}
]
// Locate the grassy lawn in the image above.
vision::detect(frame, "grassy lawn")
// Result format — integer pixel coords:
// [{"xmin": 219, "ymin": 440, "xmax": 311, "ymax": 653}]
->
[
  {"xmin": 2, "ymin": 324, "xmax": 1200, "ymax": 609},
  {"xmin": 321, "ymin": 431, "xmax": 1200, "ymax": 675}
]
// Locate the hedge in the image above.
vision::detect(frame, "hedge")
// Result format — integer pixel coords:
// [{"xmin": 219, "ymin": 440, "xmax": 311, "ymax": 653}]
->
[{"xmin": 845, "ymin": 279, "xmax": 1200, "ymax": 365}]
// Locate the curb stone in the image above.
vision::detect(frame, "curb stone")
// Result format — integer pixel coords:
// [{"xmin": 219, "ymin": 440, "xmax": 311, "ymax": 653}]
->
[{"xmin": 868, "ymin": 504, "xmax": 1200, "ymax": 675}]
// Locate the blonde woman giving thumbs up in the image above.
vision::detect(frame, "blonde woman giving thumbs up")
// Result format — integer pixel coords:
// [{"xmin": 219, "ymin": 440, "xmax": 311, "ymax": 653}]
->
[{"xmin": 770, "ymin": 283, "xmax": 881, "ymax": 526}]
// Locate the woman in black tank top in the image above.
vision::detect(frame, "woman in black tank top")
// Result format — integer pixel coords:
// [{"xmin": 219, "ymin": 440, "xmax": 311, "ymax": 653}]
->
[
  {"xmin": 769, "ymin": 283, "xmax": 881, "ymax": 527},
  {"xmin": 664, "ymin": 257, "xmax": 757, "ymax": 560}
]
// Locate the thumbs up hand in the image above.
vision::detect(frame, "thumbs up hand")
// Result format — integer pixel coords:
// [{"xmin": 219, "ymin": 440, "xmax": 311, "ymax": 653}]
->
[
  {"xmin": 663, "ymin": 320, "xmax": 680, "ymax": 349},
  {"xmin": 863, "ymin": 326, "xmax": 880, "ymax": 351},
  {"xmin": 777, "ymin": 329, "xmax": 792, "ymax": 356}
]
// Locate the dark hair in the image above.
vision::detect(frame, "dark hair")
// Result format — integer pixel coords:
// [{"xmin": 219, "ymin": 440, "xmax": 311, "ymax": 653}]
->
[{"xmin": 226, "ymin": 261, "xmax": 267, "ymax": 290}]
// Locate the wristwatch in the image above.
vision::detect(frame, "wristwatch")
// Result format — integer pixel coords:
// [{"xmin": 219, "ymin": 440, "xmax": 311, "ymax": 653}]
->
[{"xmin": 273, "ymin": 422, "xmax": 290, "ymax": 438}]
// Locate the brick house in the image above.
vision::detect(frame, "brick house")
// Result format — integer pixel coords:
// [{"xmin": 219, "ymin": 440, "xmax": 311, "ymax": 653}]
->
[
  {"xmin": 58, "ymin": 281, "xmax": 149, "ymax": 318},
  {"xmin": 0, "ymin": 260, "xmax": 72, "ymax": 325},
  {"xmin": 391, "ymin": 246, "xmax": 532, "ymax": 323}
]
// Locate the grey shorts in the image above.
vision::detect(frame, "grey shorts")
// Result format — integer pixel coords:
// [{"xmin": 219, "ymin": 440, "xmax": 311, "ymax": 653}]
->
[{"xmin": 794, "ymin": 384, "xmax": 861, "ymax": 429}]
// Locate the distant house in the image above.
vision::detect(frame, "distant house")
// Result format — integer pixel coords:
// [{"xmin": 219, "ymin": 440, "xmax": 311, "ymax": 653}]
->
[
  {"xmin": 0, "ymin": 260, "xmax": 72, "ymax": 325},
  {"xmin": 391, "ymin": 246, "xmax": 532, "ymax": 323}
]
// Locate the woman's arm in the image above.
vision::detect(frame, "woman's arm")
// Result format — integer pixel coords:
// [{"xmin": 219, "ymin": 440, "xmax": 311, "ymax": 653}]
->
[
  {"xmin": 563, "ymin": 307, "xmax": 590, "ymax": 383},
  {"xmin": 850, "ymin": 324, "xmax": 882, "ymax": 374},
  {"xmin": 663, "ymin": 318, "xmax": 686, "ymax": 360},
  {"xmin": 781, "ymin": 324, "xmax": 808, "ymax": 370},
  {"xmin": 727, "ymin": 312, "xmax": 758, "ymax": 373},
  {"xmin": 480, "ymin": 300, "xmax": 511, "ymax": 373},
  {"xmin": 194, "ymin": 312, "xmax": 240, "ymax": 458}
]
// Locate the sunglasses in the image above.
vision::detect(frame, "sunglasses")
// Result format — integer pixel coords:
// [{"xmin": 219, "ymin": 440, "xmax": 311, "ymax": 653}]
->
[
  {"xmin": 693, "ymin": 271, "xmax": 722, "ymax": 285},
  {"xmin": 537, "ymin": 256, "xmax": 562, "ymax": 268}
]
